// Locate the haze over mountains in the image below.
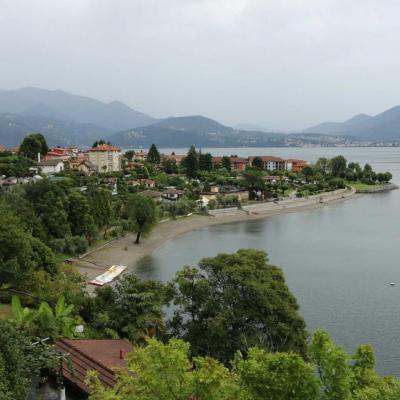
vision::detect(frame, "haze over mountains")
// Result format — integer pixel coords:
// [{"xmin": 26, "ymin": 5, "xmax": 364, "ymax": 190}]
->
[
  {"xmin": 1, "ymin": 87, "xmax": 400, "ymax": 148},
  {"xmin": 304, "ymin": 107, "xmax": 400, "ymax": 141}
]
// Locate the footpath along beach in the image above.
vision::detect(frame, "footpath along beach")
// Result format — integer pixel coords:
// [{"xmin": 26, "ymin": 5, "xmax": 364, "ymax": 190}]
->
[{"xmin": 75, "ymin": 187, "xmax": 360, "ymax": 290}]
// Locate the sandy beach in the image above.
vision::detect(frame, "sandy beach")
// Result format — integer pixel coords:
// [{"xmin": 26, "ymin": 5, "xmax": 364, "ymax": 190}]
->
[{"xmin": 75, "ymin": 187, "xmax": 361, "ymax": 290}]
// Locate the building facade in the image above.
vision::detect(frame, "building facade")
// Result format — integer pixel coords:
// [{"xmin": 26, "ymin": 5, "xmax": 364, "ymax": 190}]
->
[{"xmin": 89, "ymin": 145, "xmax": 121, "ymax": 173}]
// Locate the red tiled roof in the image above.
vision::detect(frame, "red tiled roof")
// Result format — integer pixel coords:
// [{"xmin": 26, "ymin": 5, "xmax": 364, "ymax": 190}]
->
[
  {"xmin": 90, "ymin": 145, "xmax": 120, "ymax": 152},
  {"xmin": 56, "ymin": 338, "xmax": 133, "ymax": 394},
  {"xmin": 249, "ymin": 155, "xmax": 284, "ymax": 162}
]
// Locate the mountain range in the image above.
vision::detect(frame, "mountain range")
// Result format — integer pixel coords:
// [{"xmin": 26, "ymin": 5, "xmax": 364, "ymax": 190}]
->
[
  {"xmin": 1, "ymin": 87, "xmax": 400, "ymax": 147},
  {"xmin": 304, "ymin": 107, "xmax": 400, "ymax": 141}
]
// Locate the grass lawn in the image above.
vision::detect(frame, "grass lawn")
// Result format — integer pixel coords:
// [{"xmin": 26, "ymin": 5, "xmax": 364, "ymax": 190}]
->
[
  {"xmin": 0, "ymin": 304, "xmax": 12, "ymax": 320},
  {"xmin": 349, "ymin": 182, "xmax": 387, "ymax": 190}
]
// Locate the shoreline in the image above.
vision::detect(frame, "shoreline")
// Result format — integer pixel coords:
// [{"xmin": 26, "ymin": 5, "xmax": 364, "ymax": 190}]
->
[{"xmin": 75, "ymin": 187, "xmax": 361, "ymax": 290}]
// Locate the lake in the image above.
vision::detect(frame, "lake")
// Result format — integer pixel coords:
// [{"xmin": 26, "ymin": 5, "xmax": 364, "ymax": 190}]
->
[{"xmin": 136, "ymin": 147, "xmax": 400, "ymax": 376}]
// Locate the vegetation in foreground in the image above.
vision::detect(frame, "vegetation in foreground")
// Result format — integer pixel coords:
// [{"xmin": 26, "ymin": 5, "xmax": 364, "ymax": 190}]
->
[
  {"xmin": 0, "ymin": 134, "xmax": 396, "ymax": 399},
  {"xmin": 1, "ymin": 248, "xmax": 400, "ymax": 399}
]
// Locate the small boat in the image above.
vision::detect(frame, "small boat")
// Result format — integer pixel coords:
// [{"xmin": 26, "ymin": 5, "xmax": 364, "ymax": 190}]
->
[
  {"xmin": 89, "ymin": 265, "xmax": 127, "ymax": 286},
  {"xmin": 390, "ymin": 282, "xmax": 396, "ymax": 286}
]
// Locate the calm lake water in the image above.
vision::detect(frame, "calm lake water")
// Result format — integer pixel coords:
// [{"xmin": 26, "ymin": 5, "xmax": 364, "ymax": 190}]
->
[{"xmin": 136, "ymin": 147, "xmax": 400, "ymax": 376}]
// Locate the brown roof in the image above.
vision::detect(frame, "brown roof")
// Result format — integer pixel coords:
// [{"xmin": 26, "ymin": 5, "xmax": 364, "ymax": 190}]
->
[
  {"xmin": 56, "ymin": 338, "xmax": 133, "ymax": 394},
  {"xmin": 249, "ymin": 155, "xmax": 284, "ymax": 162},
  {"xmin": 140, "ymin": 190, "xmax": 163, "ymax": 199},
  {"xmin": 90, "ymin": 145, "xmax": 120, "ymax": 152}
]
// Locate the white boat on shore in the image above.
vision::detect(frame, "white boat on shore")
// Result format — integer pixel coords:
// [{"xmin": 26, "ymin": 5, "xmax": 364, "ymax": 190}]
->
[{"xmin": 89, "ymin": 265, "xmax": 127, "ymax": 286}]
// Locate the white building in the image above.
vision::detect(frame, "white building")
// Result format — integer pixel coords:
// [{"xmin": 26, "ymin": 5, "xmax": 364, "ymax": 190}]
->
[
  {"xmin": 88, "ymin": 145, "xmax": 121, "ymax": 173},
  {"xmin": 38, "ymin": 159, "xmax": 65, "ymax": 175}
]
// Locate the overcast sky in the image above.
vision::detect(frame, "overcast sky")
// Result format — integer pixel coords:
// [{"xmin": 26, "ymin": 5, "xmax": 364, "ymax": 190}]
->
[{"xmin": 1, "ymin": 0, "xmax": 400, "ymax": 130}]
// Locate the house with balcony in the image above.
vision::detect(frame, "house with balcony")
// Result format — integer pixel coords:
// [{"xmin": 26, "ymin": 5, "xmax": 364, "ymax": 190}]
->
[{"xmin": 89, "ymin": 144, "xmax": 121, "ymax": 173}]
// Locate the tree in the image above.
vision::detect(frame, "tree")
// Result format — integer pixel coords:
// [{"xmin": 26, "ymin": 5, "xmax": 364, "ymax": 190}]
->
[
  {"xmin": 309, "ymin": 329, "xmax": 351, "ymax": 400},
  {"xmin": 124, "ymin": 150, "xmax": 135, "ymax": 162},
  {"xmin": 331, "ymin": 155, "xmax": 347, "ymax": 178},
  {"xmin": 184, "ymin": 146, "xmax": 199, "ymax": 179},
  {"xmin": 161, "ymin": 158, "xmax": 178, "ymax": 174},
  {"xmin": 11, "ymin": 295, "xmax": 80, "ymax": 339},
  {"xmin": 168, "ymin": 249, "xmax": 307, "ymax": 364},
  {"xmin": 199, "ymin": 153, "xmax": 213, "ymax": 171},
  {"xmin": 67, "ymin": 191, "xmax": 95, "ymax": 242},
  {"xmin": 89, "ymin": 187, "xmax": 113, "ymax": 237},
  {"xmin": 242, "ymin": 169, "xmax": 265, "ymax": 200},
  {"xmin": 0, "ymin": 320, "xmax": 57, "ymax": 400},
  {"xmin": 235, "ymin": 348, "xmax": 319, "ymax": 400},
  {"xmin": 87, "ymin": 338, "xmax": 241, "ymax": 400},
  {"xmin": 147, "ymin": 144, "xmax": 161, "ymax": 164},
  {"xmin": 85, "ymin": 275, "xmax": 166, "ymax": 341},
  {"xmin": 24, "ymin": 179, "xmax": 71, "ymax": 239},
  {"xmin": 18, "ymin": 133, "xmax": 48, "ymax": 160},
  {"xmin": 315, "ymin": 157, "xmax": 331, "ymax": 175},
  {"xmin": 252, "ymin": 156, "xmax": 264, "ymax": 170},
  {"xmin": 0, "ymin": 202, "xmax": 57, "ymax": 292},
  {"xmin": 221, "ymin": 156, "xmax": 231, "ymax": 171},
  {"xmin": 127, "ymin": 194, "xmax": 158, "ymax": 244}
]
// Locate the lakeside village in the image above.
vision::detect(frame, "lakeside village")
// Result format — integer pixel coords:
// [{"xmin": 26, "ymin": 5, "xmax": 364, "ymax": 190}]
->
[{"xmin": 0, "ymin": 133, "xmax": 396, "ymax": 400}]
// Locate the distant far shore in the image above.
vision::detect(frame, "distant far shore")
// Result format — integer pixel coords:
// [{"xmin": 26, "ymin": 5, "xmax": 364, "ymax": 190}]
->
[{"xmin": 75, "ymin": 187, "xmax": 361, "ymax": 291}]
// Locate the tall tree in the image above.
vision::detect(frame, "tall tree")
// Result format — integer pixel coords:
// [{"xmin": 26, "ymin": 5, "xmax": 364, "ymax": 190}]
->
[
  {"xmin": 242, "ymin": 169, "xmax": 265, "ymax": 200},
  {"xmin": 147, "ymin": 144, "xmax": 161, "ymax": 164},
  {"xmin": 168, "ymin": 249, "xmax": 308, "ymax": 363},
  {"xmin": 199, "ymin": 153, "xmax": 213, "ymax": 171},
  {"xmin": 89, "ymin": 188, "xmax": 113, "ymax": 237},
  {"xmin": 221, "ymin": 156, "xmax": 231, "ymax": 171},
  {"xmin": 18, "ymin": 133, "xmax": 48, "ymax": 160},
  {"xmin": 184, "ymin": 146, "xmax": 199, "ymax": 179},
  {"xmin": 127, "ymin": 194, "xmax": 158, "ymax": 244},
  {"xmin": 331, "ymin": 155, "xmax": 347, "ymax": 178},
  {"xmin": 85, "ymin": 275, "xmax": 165, "ymax": 341},
  {"xmin": 252, "ymin": 156, "xmax": 264, "ymax": 170},
  {"xmin": 67, "ymin": 191, "xmax": 95, "ymax": 242}
]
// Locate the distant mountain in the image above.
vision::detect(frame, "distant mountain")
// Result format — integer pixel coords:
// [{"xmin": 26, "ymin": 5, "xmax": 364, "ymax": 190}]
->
[
  {"xmin": 0, "ymin": 113, "xmax": 108, "ymax": 147},
  {"xmin": 0, "ymin": 87, "xmax": 155, "ymax": 132},
  {"xmin": 110, "ymin": 115, "xmax": 286, "ymax": 148},
  {"xmin": 234, "ymin": 122, "xmax": 272, "ymax": 132},
  {"xmin": 304, "ymin": 107, "xmax": 400, "ymax": 141}
]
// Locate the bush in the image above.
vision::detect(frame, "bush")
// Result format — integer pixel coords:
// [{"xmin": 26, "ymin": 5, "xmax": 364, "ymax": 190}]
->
[{"xmin": 48, "ymin": 235, "xmax": 88, "ymax": 255}]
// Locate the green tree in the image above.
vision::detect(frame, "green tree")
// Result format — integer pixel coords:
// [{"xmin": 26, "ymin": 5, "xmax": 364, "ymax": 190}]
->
[
  {"xmin": 87, "ymin": 338, "xmax": 242, "ymax": 400},
  {"xmin": 168, "ymin": 249, "xmax": 307, "ymax": 363},
  {"xmin": 252, "ymin": 156, "xmax": 264, "ymax": 170},
  {"xmin": 127, "ymin": 194, "xmax": 158, "ymax": 244},
  {"xmin": 199, "ymin": 153, "xmax": 213, "ymax": 171},
  {"xmin": 89, "ymin": 187, "xmax": 113, "ymax": 237},
  {"xmin": 11, "ymin": 295, "xmax": 80, "ymax": 339},
  {"xmin": 242, "ymin": 169, "xmax": 265, "ymax": 200},
  {"xmin": 18, "ymin": 133, "xmax": 49, "ymax": 160},
  {"xmin": 161, "ymin": 158, "xmax": 178, "ymax": 174},
  {"xmin": 184, "ymin": 146, "xmax": 199, "ymax": 179},
  {"xmin": 147, "ymin": 144, "xmax": 161, "ymax": 164},
  {"xmin": 0, "ymin": 320, "xmax": 56, "ymax": 400},
  {"xmin": 67, "ymin": 191, "xmax": 95, "ymax": 242},
  {"xmin": 124, "ymin": 150, "xmax": 135, "ymax": 162},
  {"xmin": 331, "ymin": 155, "xmax": 347, "ymax": 178},
  {"xmin": 309, "ymin": 329, "xmax": 351, "ymax": 400},
  {"xmin": 221, "ymin": 156, "xmax": 231, "ymax": 171},
  {"xmin": 85, "ymin": 275, "xmax": 165, "ymax": 341},
  {"xmin": 0, "ymin": 202, "xmax": 57, "ymax": 292},
  {"xmin": 235, "ymin": 347, "xmax": 319, "ymax": 400}
]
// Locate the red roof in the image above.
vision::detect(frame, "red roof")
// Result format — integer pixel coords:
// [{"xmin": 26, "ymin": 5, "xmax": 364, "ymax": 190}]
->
[
  {"xmin": 90, "ymin": 144, "xmax": 120, "ymax": 152},
  {"xmin": 56, "ymin": 338, "xmax": 133, "ymax": 394},
  {"xmin": 249, "ymin": 155, "xmax": 284, "ymax": 162}
]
